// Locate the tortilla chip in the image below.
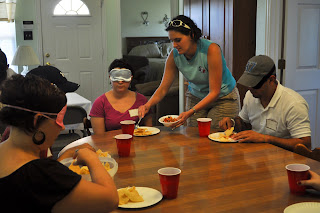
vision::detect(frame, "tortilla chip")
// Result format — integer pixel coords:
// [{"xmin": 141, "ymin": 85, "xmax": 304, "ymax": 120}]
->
[
  {"xmin": 224, "ymin": 127, "xmax": 234, "ymax": 137},
  {"xmin": 118, "ymin": 186, "xmax": 144, "ymax": 205},
  {"xmin": 96, "ymin": 149, "xmax": 109, "ymax": 157},
  {"xmin": 118, "ymin": 189, "xmax": 130, "ymax": 205}
]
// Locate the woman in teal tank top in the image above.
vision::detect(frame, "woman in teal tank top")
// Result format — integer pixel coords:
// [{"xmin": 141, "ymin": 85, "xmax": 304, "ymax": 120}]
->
[{"xmin": 139, "ymin": 15, "xmax": 240, "ymax": 129}]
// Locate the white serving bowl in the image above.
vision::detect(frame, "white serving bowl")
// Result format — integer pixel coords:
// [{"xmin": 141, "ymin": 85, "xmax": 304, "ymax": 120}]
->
[
  {"xmin": 60, "ymin": 156, "xmax": 118, "ymax": 180},
  {"xmin": 158, "ymin": 115, "xmax": 179, "ymax": 127}
]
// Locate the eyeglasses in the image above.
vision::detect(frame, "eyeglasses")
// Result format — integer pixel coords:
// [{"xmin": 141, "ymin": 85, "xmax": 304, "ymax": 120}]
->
[{"xmin": 169, "ymin": 20, "xmax": 191, "ymax": 30}]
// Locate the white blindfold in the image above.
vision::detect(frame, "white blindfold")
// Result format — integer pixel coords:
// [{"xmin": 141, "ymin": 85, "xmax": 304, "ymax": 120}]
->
[{"xmin": 109, "ymin": 68, "xmax": 132, "ymax": 82}]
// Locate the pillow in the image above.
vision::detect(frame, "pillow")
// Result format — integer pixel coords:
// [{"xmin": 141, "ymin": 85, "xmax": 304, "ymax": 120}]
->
[
  {"xmin": 128, "ymin": 43, "xmax": 161, "ymax": 58},
  {"xmin": 160, "ymin": 42, "xmax": 173, "ymax": 58},
  {"xmin": 135, "ymin": 80, "xmax": 161, "ymax": 96}
]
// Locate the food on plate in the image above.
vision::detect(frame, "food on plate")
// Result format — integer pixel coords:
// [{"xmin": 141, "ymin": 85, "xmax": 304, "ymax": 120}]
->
[
  {"xmin": 96, "ymin": 149, "xmax": 109, "ymax": 157},
  {"xmin": 69, "ymin": 160, "xmax": 111, "ymax": 175},
  {"xmin": 68, "ymin": 149, "xmax": 110, "ymax": 175},
  {"xmin": 224, "ymin": 127, "xmax": 234, "ymax": 137},
  {"xmin": 118, "ymin": 186, "xmax": 144, "ymax": 205},
  {"xmin": 215, "ymin": 128, "xmax": 235, "ymax": 142},
  {"xmin": 163, "ymin": 116, "xmax": 178, "ymax": 123},
  {"xmin": 134, "ymin": 128, "xmax": 152, "ymax": 136}
]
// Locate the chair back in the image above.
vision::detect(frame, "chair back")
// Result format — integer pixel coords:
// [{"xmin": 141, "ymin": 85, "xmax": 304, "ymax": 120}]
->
[
  {"xmin": 83, "ymin": 117, "xmax": 92, "ymax": 136},
  {"xmin": 294, "ymin": 143, "xmax": 320, "ymax": 162},
  {"xmin": 63, "ymin": 106, "xmax": 87, "ymax": 125}
]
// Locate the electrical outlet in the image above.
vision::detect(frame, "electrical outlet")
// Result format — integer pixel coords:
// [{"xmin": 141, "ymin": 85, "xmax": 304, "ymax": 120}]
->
[{"xmin": 24, "ymin": 31, "xmax": 33, "ymax": 40}]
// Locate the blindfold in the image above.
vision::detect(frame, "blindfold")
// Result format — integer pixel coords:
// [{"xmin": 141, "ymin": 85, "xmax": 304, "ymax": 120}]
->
[{"xmin": 109, "ymin": 69, "xmax": 132, "ymax": 82}]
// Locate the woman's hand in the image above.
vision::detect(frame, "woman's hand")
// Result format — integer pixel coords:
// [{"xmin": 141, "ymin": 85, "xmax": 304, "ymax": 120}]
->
[
  {"xmin": 138, "ymin": 104, "xmax": 151, "ymax": 118},
  {"xmin": 299, "ymin": 170, "xmax": 320, "ymax": 191},
  {"xmin": 171, "ymin": 110, "xmax": 194, "ymax": 129},
  {"xmin": 73, "ymin": 148, "xmax": 100, "ymax": 166}
]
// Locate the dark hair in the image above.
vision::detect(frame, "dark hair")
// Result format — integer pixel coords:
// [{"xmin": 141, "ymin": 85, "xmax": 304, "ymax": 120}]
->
[
  {"xmin": 0, "ymin": 49, "xmax": 8, "ymax": 66},
  {"xmin": 0, "ymin": 62, "xmax": 7, "ymax": 85},
  {"xmin": 108, "ymin": 58, "xmax": 134, "ymax": 73},
  {"xmin": 165, "ymin": 15, "xmax": 202, "ymax": 42},
  {"xmin": 0, "ymin": 74, "xmax": 67, "ymax": 133}
]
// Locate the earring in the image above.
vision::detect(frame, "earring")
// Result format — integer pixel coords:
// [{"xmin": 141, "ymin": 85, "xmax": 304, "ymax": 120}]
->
[{"xmin": 32, "ymin": 130, "xmax": 46, "ymax": 145}]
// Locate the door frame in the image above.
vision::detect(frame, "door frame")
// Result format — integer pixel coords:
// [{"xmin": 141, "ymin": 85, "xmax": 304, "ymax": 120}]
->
[{"xmin": 260, "ymin": 0, "xmax": 320, "ymax": 148}]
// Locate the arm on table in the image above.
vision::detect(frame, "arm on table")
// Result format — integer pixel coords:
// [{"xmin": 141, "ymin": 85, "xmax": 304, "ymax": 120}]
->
[
  {"xmin": 53, "ymin": 148, "xmax": 118, "ymax": 213},
  {"xmin": 91, "ymin": 117, "xmax": 106, "ymax": 135}
]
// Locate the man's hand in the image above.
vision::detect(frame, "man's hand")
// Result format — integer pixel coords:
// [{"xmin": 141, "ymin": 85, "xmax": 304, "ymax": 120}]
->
[
  {"xmin": 231, "ymin": 130, "xmax": 267, "ymax": 143},
  {"xmin": 219, "ymin": 117, "xmax": 234, "ymax": 130}
]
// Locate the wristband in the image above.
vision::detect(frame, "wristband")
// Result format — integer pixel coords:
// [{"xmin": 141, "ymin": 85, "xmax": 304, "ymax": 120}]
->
[
  {"xmin": 230, "ymin": 118, "xmax": 235, "ymax": 127},
  {"xmin": 192, "ymin": 107, "xmax": 196, "ymax": 115}
]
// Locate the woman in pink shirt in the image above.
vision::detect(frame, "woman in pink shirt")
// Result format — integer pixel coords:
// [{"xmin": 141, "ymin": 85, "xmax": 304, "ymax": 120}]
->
[{"xmin": 90, "ymin": 59, "xmax": 152, "ymax": 134}]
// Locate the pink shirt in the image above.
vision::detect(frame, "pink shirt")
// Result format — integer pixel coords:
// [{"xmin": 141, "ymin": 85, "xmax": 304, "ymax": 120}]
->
[{"xmin": 89, "ymin": 93, "xmax": 148, "ymax": 131}]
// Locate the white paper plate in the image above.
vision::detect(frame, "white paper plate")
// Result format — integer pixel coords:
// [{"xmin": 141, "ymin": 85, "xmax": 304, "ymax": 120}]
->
[
  {"xmin": 118, "ymin": 187, "xmax": 163, "ymax": 208},
  {"xmin": 133, "ymin": 126, "xmax": 160, "ymax": 137},
  {"xmin": 284, "ymin": 202, "xmax": 320, "ymax": 213},
  {"xmin": 59, "ymin": 156, "xmax": 118, "ymax": 179},
  {"xmin": 208, "ymin": 132, "xmax": 238, "ymax": 143}
]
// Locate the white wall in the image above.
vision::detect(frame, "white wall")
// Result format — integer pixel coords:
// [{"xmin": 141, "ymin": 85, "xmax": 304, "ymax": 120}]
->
[
  {"xmin": 256, "ymin": 0, "xmax": 267, "ymax": 55},
  {"xmin": 121, "ymin": 0, "xmax": 171, "ymax": 54}
]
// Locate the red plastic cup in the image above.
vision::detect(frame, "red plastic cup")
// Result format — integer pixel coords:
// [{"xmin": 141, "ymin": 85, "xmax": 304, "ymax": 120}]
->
[
  {"xmin": 197, "ymin": 118, "xmax": 212, "ymax": 137},
  {"xmin": 286, "ymin": 164, "xmax": 310, "ymax": 195},
  {"xmin": 120, "ymin": 120, "xmax": 136, "ymax": 136},
  {"xmin": 115, "ymin": 134, "xmax": 132, "ymax": 157},
  {"xmin": 158, "ymin": 167, "xmax": 181, "ymax": 199}
]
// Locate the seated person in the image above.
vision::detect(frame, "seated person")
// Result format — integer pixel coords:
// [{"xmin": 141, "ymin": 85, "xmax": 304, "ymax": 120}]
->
[
  {"xmin": 219, "ymin": 55, "xmax": 311, "ymax": 151},
  {"xmin": 90, "ymin": 59, "xmax": 152, "ymax": 134},
  {"xmin": 1, "ymin": 65, "xmax": 80, "ymax": 142},
  {"xmin": 0, "ymin": 75, "xmax": 118, "ymax": 212}
]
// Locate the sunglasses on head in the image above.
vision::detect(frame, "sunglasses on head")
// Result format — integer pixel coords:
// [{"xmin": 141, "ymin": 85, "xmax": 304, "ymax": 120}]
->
[
  {"xmin": 251, "ymin": 65, "xmax": 276, "ymax": 89},
  {"xmin": 169, "ymin": 20, "xmax": 191, "ymax": 30}
]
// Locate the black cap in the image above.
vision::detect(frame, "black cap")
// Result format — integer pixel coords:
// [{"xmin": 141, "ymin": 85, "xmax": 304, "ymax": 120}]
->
[{"xmin": 27, "ymin": 65, "xmax": 80, "ymax": 93}]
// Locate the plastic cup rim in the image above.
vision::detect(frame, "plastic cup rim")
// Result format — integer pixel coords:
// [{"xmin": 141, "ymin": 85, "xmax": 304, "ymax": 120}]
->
[
  {"xmin": 114, "ymin": 134, "xmax": 133, "ymax": 139},
  {"xmin": 120, "ymin": 120, "xmax": 136, "ymax": 125},
  {"xmin": 158, "ymin": 167, "xmax": 181, "ymax": 176},
  {"xmin": 196, "ymin": 118, "xmax": 212, "ymax": 122},
  {"xmin": 286, "ymin": 163, "xmax": 310, "ymax": 172}
]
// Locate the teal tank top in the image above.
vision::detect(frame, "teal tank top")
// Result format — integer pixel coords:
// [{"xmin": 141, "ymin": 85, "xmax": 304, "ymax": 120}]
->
[{"xmin": 173, "ymin": 39, "xmax": 235, "ymax": 99}]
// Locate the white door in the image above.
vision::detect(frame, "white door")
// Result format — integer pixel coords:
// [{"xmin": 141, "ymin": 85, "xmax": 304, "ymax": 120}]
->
[
  {"xmin": 40, "ymin": 0, "xmax": 104, "ymax": 102},
  {"xmin": 284, "ymin": 0, "xmax": 320, "ymax": 148}
]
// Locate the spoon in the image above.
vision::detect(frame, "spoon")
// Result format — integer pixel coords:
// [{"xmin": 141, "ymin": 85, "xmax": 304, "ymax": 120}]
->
[{"xmin": 135, "ymin": 117, "xmax": 142, "ymax": 129}]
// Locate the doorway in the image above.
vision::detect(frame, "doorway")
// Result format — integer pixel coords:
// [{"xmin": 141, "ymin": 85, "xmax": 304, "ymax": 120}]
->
[{"xmin": 39, "ymin": 0, "xmax": 104, "ymax": 102}]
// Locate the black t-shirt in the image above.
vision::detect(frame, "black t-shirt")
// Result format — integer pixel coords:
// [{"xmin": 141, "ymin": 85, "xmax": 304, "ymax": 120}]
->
[{"xmin": 0, "ymin": 158, "xmax": 81, "ymax": 212}]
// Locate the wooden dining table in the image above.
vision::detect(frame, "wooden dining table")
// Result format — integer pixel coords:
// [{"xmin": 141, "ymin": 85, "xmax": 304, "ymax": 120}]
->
[{"xmin": 59, "ymin": 126, "xmax": 320, "ymax": 212}]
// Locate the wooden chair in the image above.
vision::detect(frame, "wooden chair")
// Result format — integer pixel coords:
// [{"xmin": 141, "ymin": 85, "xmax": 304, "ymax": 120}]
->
[
  {"xmin": 83, "ymin": 117, "xmax": 92, "ymax": 136},
  {"xmin": 294, "ymin": 143, "xmax": 320, "ymax": 162}
]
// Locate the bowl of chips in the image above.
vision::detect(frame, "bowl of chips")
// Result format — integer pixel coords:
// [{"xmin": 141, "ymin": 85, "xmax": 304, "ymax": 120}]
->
[
  {"xmin": 60, "ymin": 156, "xmax": 118, "ymax": 180},
  {"xmin": 158, "ymin": 115, "xmax": 179, "ymax": 127}
]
